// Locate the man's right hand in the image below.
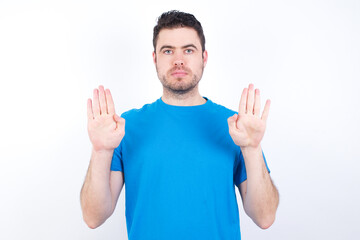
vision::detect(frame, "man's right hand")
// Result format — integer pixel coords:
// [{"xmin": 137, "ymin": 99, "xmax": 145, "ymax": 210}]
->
[{"xmin": 87, "ymin": 85, "xmax": 125, "ymax": 152}]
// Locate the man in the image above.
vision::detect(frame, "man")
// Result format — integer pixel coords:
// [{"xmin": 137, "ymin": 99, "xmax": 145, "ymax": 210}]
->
[{"xmin": 80, "ymin": 10, "xmax": 279, "ymax": 240}]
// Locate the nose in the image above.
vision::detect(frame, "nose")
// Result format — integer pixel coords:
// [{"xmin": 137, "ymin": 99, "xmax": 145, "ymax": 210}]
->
[{"xmin": 174, "ymin": 57, "xmax": 184, "ymax": 67}]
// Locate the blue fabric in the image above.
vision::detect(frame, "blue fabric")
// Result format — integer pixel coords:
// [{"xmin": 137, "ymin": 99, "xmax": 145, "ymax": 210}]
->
[{"xmin": 111, "ymin": 97, "xmax": 270, "ymax": 240}]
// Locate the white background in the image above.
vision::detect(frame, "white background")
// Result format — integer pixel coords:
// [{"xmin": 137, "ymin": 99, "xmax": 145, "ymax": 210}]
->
[{"xmin": 1, "ymin": 0, "xmax": 359, "ymax": 239}]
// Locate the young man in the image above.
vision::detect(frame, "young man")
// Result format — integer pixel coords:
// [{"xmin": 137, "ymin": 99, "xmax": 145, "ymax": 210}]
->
[{"xmin": 81, "ymin": 10, "xmax": 279, "ymax": 240}]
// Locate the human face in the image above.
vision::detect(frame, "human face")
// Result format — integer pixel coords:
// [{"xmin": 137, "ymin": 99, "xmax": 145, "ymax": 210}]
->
[{"xmin": 153, "ymin": 27, "xmax": 208, "ymax": 95}]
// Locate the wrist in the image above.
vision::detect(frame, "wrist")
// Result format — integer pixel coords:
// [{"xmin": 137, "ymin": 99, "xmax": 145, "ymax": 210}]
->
[
  {"xmin": 90, "ymin": 148, "xmax": 114, "ymax": 172},
  {"xmin": 240, "ymin": 145, "xmax": 267, "ymax": 175},
  {"xmin": 91, "ymin": 148, "xmax": 114, "ymax": 159},
  {"xmin": 240, "ymin": 144, "xmax": 262, "ymax": 153},
  {"xmin": 241, "ymin": 145, "xmax": 262, "ymax": 156}
]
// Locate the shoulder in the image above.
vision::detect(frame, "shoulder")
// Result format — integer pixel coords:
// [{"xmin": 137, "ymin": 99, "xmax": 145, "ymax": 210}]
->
[
  {"xmin": 120, "ymin": 99, "xmax": 159, "ymax": 120},
  {"xmin": 207, "ymin": 99, "xmax": 237, "ymax": 118}
]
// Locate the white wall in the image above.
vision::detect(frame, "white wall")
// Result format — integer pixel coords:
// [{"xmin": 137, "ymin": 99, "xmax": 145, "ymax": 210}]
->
[{"xmin": 0, "ymin": 0, "xmax": 359, "ymax": 239}]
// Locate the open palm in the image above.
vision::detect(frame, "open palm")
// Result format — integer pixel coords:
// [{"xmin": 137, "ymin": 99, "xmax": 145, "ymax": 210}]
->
[
  {"xmin": 228, "ymin": 84, "xmax": 270, "ymax": 148},
  {"xmin": 87, "ymin": 86, "xmax": 125, "ymax": 152}
]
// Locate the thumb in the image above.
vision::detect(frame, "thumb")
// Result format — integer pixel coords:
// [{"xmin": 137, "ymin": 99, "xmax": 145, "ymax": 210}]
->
[
  {"xmin": 227, "ymin": 114, "xmax": 238, "ymax": 129},
  {"xmin": 113, "ymin": 113, "xmax": 121, "ymax": 123},
  {"xmin": 113, "ymin": 114, "xmax": 125, "ymax": 129}
]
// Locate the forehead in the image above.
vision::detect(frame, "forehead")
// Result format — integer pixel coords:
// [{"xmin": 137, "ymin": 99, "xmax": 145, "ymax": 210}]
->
[{"xmin": 156, "ymin": 27, "xmax": 201, "ymax": 50}]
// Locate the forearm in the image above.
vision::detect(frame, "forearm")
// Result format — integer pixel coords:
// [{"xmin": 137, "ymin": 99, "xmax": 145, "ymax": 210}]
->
[
  {"xmin": 80, "ymin": 149, "xmax": 114, "ymax": 228},
  {"xmin": 242, "ymin": 145, "xmax": 279, "ymax": 229}
]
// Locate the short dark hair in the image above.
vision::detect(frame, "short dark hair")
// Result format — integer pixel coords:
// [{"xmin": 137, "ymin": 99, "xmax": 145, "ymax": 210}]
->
[{"xmin": 153, "ymin": 10, "xmax": 206, "ymax": 53}]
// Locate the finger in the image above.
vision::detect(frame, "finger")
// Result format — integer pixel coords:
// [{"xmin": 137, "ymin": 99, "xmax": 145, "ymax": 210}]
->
[
  {"xmin": 238, "ymin": 88, "xmax": 248, "ymax": 115},
  {"xmin": 227, "ymin": 114, "xmax": 238, "ymax": 130},
  {"xmin": 113, "ymin": 113, "xmax": 121, "ymax": 123},
  {"xmin": 93, "ymin": 89, "xmax": 100, "ymax": 117},
  {"xmin": 106, "ymin": 89, "xmax": 115, "ymax": 115},
  {"xmin": 87, "ymin": 98, "xmax": 94, "ymax": 120},
  {"xmin": 98, "ymin": 85, "xmax": 107, "ymax": 115},
  {"xmin": 261, "ymin": 99, "xmax": 271, "ymax": 122},
  {"xmin": 114, "ymin": 114, "xmax": 125, "ymax": 124},
  {"xmin": 246, "ymin": 83, "xmax": 255, "ymax": 114},
  {"xmin": 114, "ymin": 114, "xmax": 125, "ymax": 132},
  {"xmin": 254, "ymin": 88, "xmax": 261, "ymax": 117}
]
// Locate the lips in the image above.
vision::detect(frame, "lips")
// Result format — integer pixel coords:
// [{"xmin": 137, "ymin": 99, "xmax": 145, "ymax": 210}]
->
[{"xmin": 171, "ymin": 70, "xmax": 188, "ymax": 78}]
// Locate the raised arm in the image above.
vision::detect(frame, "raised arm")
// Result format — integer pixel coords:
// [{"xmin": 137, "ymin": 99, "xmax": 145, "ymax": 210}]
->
[
  {"xmin": 80, "ymin": 86, "xmax": 126, "ymax": 229},
  {"xmin": 227, "ymin": 84, "xmax": 279, "ymax": 229}
]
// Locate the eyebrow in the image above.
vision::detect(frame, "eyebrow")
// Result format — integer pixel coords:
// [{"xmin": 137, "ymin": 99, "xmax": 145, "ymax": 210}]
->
[
  {"xmin": 182, "ymin": 44, "xmax": 198, "ymax": 50},
  {"xmin": 159, "ymin": 44, "xmax": 198, "ymax": 52}
]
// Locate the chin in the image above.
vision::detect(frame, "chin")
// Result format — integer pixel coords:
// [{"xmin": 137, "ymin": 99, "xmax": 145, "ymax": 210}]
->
[{"xmin": 161, "ymin": 75, "xmax": 199, "ymax": 93}]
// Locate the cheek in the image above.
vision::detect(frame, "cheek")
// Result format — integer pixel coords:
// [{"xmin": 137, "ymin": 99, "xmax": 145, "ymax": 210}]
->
[
  {"xmin": 156, "ymin": 58, "xmax": 171, "ymax": 69},
  {"xmin": 156, "ymin": 62, "xmax": 171, "ymax": 77},
  {"xmin": 192, "ymin": 60, "xmax": 204, "ymax": 71}
]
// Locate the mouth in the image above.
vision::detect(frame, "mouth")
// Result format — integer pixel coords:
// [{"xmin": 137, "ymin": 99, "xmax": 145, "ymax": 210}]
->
[{"xmin": 171, "ymin": 70, "xmax": 188, "ymax": 78}]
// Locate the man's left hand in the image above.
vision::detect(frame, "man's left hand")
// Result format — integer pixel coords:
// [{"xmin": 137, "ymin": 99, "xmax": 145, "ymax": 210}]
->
[{"xmin": 227, "ymin": 84, "xmax": 270, "ymax": 149}]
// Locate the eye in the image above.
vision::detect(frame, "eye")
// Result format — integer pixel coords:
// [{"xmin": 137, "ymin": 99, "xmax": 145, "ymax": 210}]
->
[
  {"xmin": 185, "ymin": 49, "xmax": 194, "ymax": 54},
  {"xmin": 163, "ymin": 50, "xmax": 172, "ymax": 54}
]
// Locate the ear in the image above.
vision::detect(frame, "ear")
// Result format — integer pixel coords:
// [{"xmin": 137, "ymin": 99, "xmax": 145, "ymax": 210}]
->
[
  {"xmin": 203, "ymin": 50, "xmax": 208, "ymax": 67},
  {"xmin": 152, "ymin": 51, "xmax": 156, "ymax": 64}
]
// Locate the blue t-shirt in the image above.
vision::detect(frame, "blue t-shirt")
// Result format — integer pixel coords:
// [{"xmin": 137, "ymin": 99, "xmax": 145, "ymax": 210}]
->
[{"xmin": 111, "ymin": 97, "xmax": 270, "ymax": 240}]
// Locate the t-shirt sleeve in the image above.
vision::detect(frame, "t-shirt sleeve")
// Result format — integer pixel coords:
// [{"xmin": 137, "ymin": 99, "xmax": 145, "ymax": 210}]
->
[
  {"xmin": 233, "ymin": 149, "xmax": 271, "ymax": 186},
  {"xmin": 111, "ymin": 142, "xmax": 124, "ymax": 172}
]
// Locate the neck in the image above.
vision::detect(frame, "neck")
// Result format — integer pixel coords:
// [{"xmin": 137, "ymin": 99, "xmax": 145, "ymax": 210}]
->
[{"xmin": 161, "ymin": 86, "xmax": 206, "ymax": 106}]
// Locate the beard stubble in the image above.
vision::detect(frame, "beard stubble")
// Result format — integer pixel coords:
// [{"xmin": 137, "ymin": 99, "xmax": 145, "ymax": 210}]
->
[{"xmin": 157, "ymin": 65, "xmax": 204, "ymax": 95}]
